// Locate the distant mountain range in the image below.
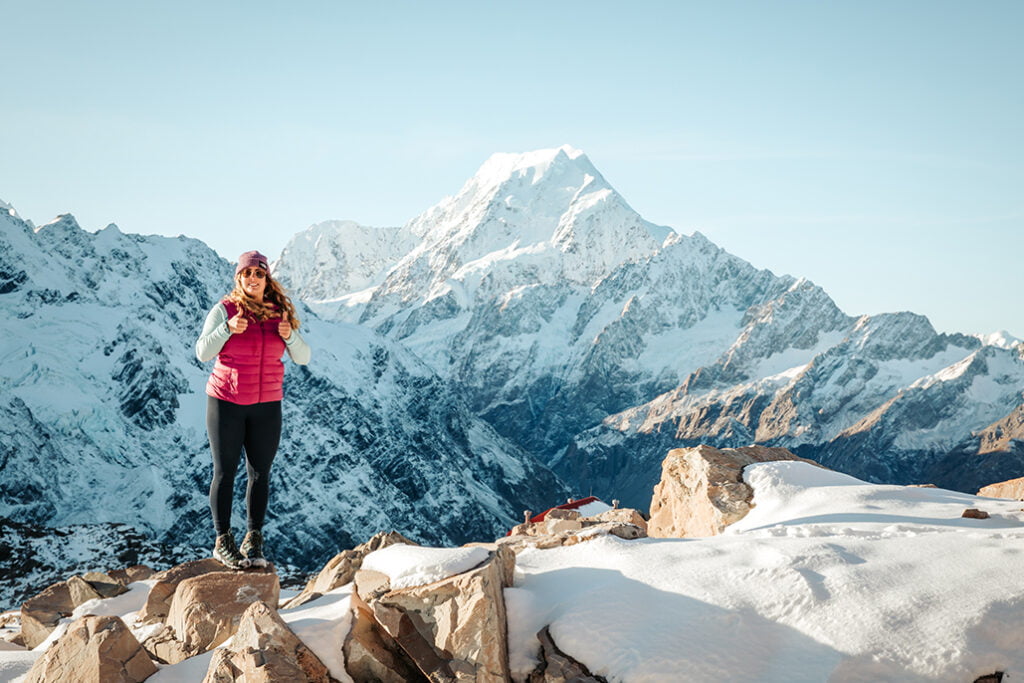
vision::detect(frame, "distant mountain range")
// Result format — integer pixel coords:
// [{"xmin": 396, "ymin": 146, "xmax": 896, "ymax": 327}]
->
[
  {"xmin": 2, "ymin": 145, "xmax": 1021, "ymax": 607},
  {"xmin": 276, "ymin": 145, "xmax": 1024, "ymax": 509}
]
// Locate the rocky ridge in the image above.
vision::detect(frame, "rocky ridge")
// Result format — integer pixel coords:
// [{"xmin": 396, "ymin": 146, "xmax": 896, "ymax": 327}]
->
[
  {"xmin": 3, "ymin": 504, "xmax": 650, "ymax": 682},
  {"xmin": 3, "ymin": 445, "xmax": 1019, "ymax": 682}
]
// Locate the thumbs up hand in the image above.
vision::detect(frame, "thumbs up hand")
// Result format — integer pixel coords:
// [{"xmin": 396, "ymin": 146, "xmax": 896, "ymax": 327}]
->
[
  {"xmin": 278, "ymin": 311, "xmax": 292, "ymax": 340},
  {"xmin": 228, "ymin": 311, "xmax": 249, "ymax": 335}
]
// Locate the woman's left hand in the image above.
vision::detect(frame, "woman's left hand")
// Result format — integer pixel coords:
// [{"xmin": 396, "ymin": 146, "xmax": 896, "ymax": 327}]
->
[{"xmin": 278, "ymin": 312, "xmax": 292, "ymax": 340}]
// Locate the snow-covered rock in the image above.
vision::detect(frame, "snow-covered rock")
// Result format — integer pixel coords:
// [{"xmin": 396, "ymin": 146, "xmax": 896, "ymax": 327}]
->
[
  {"xmin": 7, "ymin": 460, "xmax": 1024, "ymax": 682},
  {"xmin": 647, "ymin": 445, "xmax": 818, "ymax": 539}
]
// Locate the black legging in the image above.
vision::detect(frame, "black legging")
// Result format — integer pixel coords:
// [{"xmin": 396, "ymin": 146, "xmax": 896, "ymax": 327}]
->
[{"xmin": 206, "ymin": 396, "xmax": 282, "ymax": 535}]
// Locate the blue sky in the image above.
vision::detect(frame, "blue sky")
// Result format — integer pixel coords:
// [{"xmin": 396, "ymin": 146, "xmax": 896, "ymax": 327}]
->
[{"xmin": 2, "ymin": 1, "xmax": 1021, "ymax": 336}]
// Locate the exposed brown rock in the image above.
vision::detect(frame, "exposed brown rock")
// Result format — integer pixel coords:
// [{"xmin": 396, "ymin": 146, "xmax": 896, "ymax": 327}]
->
[
  {"xmin": 977, "ymin": 403, "xmax": 1024, "ymax": 455},
  {"xmin": 499, "ymin": 519, "xmax": 646, "ymax": 553},
  {"xmin": 648, "ymin": 445, "xmax": 822, "ymax": 538},
  {"xmin": 282, "ymin": 531, "xmax": 416, "ymax": 610},
  {"xmin": 24, "ymin": 614, "xmax": 157, "ymax": 683},
  {"xmin": 585, "ymin": 507, "xmax": 648, "ymax": 534},
  {"xmin": 67, "ymin": 575, "xmax": 104, "ymax": 606},
  {"xmin": 109, "ymin": 565, "xmax": 156, "ymax": 585},
  {"xmin": 137, "ymin": 558, "xmax": 227, "ymax": 624},
  {"xmin": 141, "ymin": 624, "xmax": 193, "ymax": 665},
  {"xmin": 202, "ymin": 600, "xmax": 332, "ymax": 682},
  {"xmin": 544, "ymin": 509, "xmax": 581, "ymax": 521},
  {"xmin": 81, "ymin": 571, "xmax": 130, "ymax": 599},
  {"xmin": 165, "ymin": 567, "xmax": 280, "ymax": 655},
  {"xmin": 20, "ymin": 580, "xmax": 75, "ymax": 649},
  {"xmin": 528, "ymin": 626, "xmax": 607, "ymax": 683},
  {"xmin": 204, "ymin": 649, "xmax": 243, "ymax": 682},
  {"xmin": 344, "ymin": 590, "xmax": 428, "ymax": 683},
  {"xmin": 978, "ymin": 477, "xmax": 1024, "ymax": 500},
  {"xmin": 962, "ymin": 508, "xmax": 991, "ymax": 519},
  {"xmin": 358, "ymin": 546, "xmax": 516, "ymax": 682}
]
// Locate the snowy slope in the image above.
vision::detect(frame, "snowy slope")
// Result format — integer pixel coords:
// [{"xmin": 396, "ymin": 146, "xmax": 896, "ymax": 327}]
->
[
  {"xmin": 273, "ymin": 219, "xmax": 416, "ymax": 301},
  {"xmin": 506, "ymin": 461, "xmax": 1024, "ymax": 682},
  {"xmin": 0, "ymin": 205, "xmax": 567, "ymax": 593}
]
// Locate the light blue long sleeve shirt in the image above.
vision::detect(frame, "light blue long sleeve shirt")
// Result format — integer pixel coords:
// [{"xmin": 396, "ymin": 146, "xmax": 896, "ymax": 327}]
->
[{"xmin": 195, "ymin": 303, "xmax": 311, "ymax": 365}]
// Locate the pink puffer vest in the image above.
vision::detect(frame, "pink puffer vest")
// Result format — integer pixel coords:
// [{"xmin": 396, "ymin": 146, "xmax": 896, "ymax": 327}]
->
[{"xmin": 205, "ymin": 300, "xmax": 288, "ymax": 405}]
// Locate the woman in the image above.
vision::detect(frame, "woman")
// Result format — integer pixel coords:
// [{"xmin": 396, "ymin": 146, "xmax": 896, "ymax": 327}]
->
[{"xmin": 195, "ymin": 250, "xmax": 311, "ymax": 569}]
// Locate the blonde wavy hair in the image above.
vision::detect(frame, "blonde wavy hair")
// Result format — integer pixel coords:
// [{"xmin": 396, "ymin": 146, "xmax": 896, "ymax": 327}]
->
[{"xmin": 225, "ymin": 271, "xmax": 301, "ymax": 329}]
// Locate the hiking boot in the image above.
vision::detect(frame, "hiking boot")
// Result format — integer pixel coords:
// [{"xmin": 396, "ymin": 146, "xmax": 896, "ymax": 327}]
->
[
  {"xmin": 240, "ymin": 529, "xmax": 268, "ymax": 569},
  {"xmin": 213, "ymin": 531, "xmax": 244, "ymax": 570}
]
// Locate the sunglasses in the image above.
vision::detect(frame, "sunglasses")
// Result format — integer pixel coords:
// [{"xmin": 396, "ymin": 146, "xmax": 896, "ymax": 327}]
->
[{"xmin": 240, "ymin": 268, "xmax": 267, "ymax": 279}]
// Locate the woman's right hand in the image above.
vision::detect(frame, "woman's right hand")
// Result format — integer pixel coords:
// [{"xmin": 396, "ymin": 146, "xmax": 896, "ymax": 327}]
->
[{"xmin": 228, "ymin": 312, "xmax": 249, "ymax": 335}]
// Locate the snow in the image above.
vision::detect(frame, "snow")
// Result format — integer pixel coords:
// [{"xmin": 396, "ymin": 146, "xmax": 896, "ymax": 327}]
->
[
  {"xmin": 977, "ymin": 330, "xmax": 1022, "ymax": 349},
  {"xmin": 280, "ymin": 585, "xmax": 354, "ymax": 683},
  {"xmin": 146, "ymin": 649, "xmax": 219, "ymax": 682},
  {"xmin": 0, "ymin": 648, "xmax": 37, "ymax": 682},
  {"xmin": 361, "ymin": 544, "xmax": 491, "ymax": 589},
  {"xmin": 506, "ymin": 461, "xmax": 1024, "ymax": 681},
  {"xmin": 573, "ymin": 500, "xmax": 613, "ymax": 517}
]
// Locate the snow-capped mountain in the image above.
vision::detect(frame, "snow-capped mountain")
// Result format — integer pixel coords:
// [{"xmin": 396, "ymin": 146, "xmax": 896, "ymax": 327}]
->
[
  {"xmin": 563, "ymin": 312, "xmax": 1024, "ymax": 507},
  {"xmin": 277, "ymin": 145, "xmax": 1024, "ymax": 509},
  {"xmin": 274, "ymin": 219, "xmax": 416, "ymax": 301},
  {"xmin": 0, "ymin": 203, "xmax": 567, "ymax": 589}
]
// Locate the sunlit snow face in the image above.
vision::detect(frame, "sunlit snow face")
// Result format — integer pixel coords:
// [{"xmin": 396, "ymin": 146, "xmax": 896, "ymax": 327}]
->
[{"xmin": 238, "ymin": 267, "xmax": 267, "ymax": 299}]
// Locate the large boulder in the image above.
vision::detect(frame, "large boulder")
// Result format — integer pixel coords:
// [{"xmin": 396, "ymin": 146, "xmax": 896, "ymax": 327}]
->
[
  {"xmin": 353, "ymin": 545, "xmax": 515, "ymax": 682},
  {"xmin": 282, "ymin": 531, "xmax": 415, "ymax": 610},
  {"xmin": 163, "ymin": 567, "xmax": 280, "ymax": 658},
  {"xmin": 20, "ymin": 581, "xmax": 75, "ymax": 649},
  {"xmin": 137, "ymin": 558, "xmax": 227, "ymax": 624},
  {"xmin": 23, "ymin": 614, "xmax": 157, "ymax": 683},
  {"xmin": 978, "ymin": 477, "xmax": 1024, "ymax": 500},
  {"xmin": 79, "ymin": 571, "xmax": 130, "ymax": 599},
  {"xmin": 108, "ymin": 565, "xmax": 156, "ymax": 586},
  {"xmin": 648, "ymin": 445, "xmax": 821, "ymax": 538},
  {"xmin": 203, "ymin": 600, "xmax": 332, "ymax": 682},
  {"xmin": 20, "ymin": 569, "xmax": 137, "ymax": 649}
]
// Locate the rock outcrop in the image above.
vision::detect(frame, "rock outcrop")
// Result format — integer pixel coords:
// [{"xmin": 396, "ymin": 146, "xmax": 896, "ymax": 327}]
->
[
  {"xmin": 138, "ymin": 558, "xmax": 227, "ymax": 624},
  {"xmin": 23, "ymin": 614, "xmax": 157, "ymax": 683},
  {"xmin": 203, "ymin": 600, "xmax": 333, "ymax": 682},
  {"xmin": 502, "ymin": 505, "xmax": 648, "ymax": 552},
  {"xmin": 349, "ymin": 546, "xmax": 516, "ymax": 682},
  {"xmin": 282, "ymin": 531, "xmax": 415, "ymax": 610},
  {"xmin": 164, "ymin": 567, "xmax": 280, "ymax": 659},
  {"xmin": 10, "ymin": 514, "xmax": 651, "ymax": 681},
  {"xmin": 20, "ymin": 569, "xmax": 135, "ymax": 649},
  {"xmin": 978, "ymin": 476, "xmax": 1024, "ymax": 500},
  {"xmin": 648, "ymin": 445, "xmax": 821, "ymax": 538}
]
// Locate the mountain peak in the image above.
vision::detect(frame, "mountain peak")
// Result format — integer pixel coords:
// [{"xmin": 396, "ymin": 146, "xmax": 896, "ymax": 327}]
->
[
  {"xmin": 473, "ymin": 144, "xmax": 596, "ymax": 189},
  {"xmin": 977, "ymin": 330, "xmax": 1022, "ymax": 349},
  {"xmin": 0, "ymin": 197, "xmax": 19, "ymax": 219},
  {"xmin": 34, "ymin": 213, "xmax": 82, "ymax": 234}
]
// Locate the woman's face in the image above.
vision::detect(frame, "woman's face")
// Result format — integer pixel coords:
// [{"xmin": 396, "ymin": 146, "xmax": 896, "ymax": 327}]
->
[{"xmin": 239, "ymin": 267, "xmax": 267, "ymax": 300}]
